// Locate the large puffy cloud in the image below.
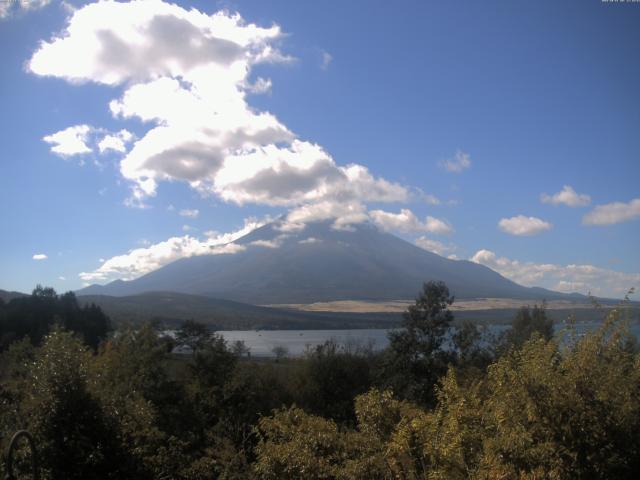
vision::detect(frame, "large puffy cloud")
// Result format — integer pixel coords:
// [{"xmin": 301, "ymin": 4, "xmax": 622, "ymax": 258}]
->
[
  {"xmin": 540, "ymin": 185, "xmax": 590, "ymax": 207},
  {"xmin": 30, "ymin": 0, "xmax": 413, "ymax": 211},
  {"xmin": 29, "ymin": 0, "xmax": 285, "ymax": 84},
  {"xmin": 583, "ymin": 198, "xmax": 640, "ymax": 226},
  {"xmin": 369, "ymin": 208, "xmax": 453, "ymax": 235},
  {"xmin": 470, "ymin": 249, "xmax": 640, "ymax": 298},
  {"xmin": 498, "ymin": 215, "xmax": 552, "ymax": 236},
  {"xmin": 216, "ymin": 144, "xmax": 409, "ymax": 207},
  {"xmin": 79, "ymin": 217, "xmax": 266, "ymax": 283}
]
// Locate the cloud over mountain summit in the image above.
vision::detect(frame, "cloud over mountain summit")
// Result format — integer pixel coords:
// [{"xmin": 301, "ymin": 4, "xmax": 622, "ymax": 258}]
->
[{"xmin": 29, "ymin": 0, "xmax": 414, "ymax": 219}]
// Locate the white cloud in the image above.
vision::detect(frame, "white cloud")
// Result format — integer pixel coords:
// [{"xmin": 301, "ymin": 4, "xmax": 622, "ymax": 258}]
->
[
  {"xmin": 250, "ymin": 234, "xmax": 289, "ymax": 249},
  {"xmin": 79, "ymin": 217, "xmax": 267, "ymax": 283},
  {"xmin": 422, "ymin": 193, "xmax": 441, "ymax": 205},
  {"xmin": 320, "ymin": 50, "xmax": 332, "ymax": 70},
  {"xmin": 32, "ymin": 253, "xmax": 48, "ymax": 260},
  {"xmin": 0, "ymin": 0, "xmax": 51, "ymax": 18},
  {"xmin": 246, "ymin": 76, "xmax": 272, "ymax": 94},
  {"xmin": 540, "ymin": 185, "xmax": 590, "ymax": 207},
  {"xmin": 415, "ymin": 236, "xmax": 456, "ymax": 256},
  {"xmin": 98, "ymin": 129, "xmax": 133, "ymax": 153},
  {"xmin": 439, "ymin": 150, "xmax": 471, "ymax": 173},
  {"xmin": 299, "ymin": 237, "xmax": 320, "ymax": 244},
  {"xmin": 213, "ymin": 143, "xmax": 410, "ymax": 207},
  {"xmin": 498, "ymin": 215, "xmax": 552, "ymax": 236},
  {"xmin": 285, "ymin": 201, "xmax": 370, "ymax": 231},
  {"xmin": 281, "ymin": 205, "xmax": 453, "ymax": 235},
  {"xmin": 179, "ymin": 209, "xmax": 199, "ymax": 218},
  {"xmin": 470, "ymin": 249, "xmax": 640, "ymax": 299},
  {"xmin": 43, "ymin": 124, "xmax": 92, "ymax": 157},
  {"xmin": 58, "ymin": 276, "xmax": 66, "ymax": 281},
  {"xmin": 370, "ymin": 208, "xmax": 453, "ymax": 235},
  {"xmin": 583, "ymin": 198, "xmax": 640, "ymax": 226},
  {"xmin": 28, "ymin": 0, "xmax": 414, "ymax": 213},
  {"xmin": 274, "ymin": 220, "xmax": 306, "ymax": 233}
]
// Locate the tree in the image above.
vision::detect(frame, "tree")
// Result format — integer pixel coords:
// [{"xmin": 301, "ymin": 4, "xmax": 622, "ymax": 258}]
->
[
  {"xmin": 255, "ymin": 309, "xmax": 640, "ymax": 480},
  {"xmin": 91, "ymin": 323, "xmax": 184, "ymax": 478},
  {"xmin": 0, "ymin": 287, "xmax": 111, "ymax": 351},
  {"xmin": 383, "ymin": 281, "xmax": 455, "ymax": 405},
  {"xmin": 292, "ymin": 340, "xmax": 373, "ymax": 425},
  {"xmin": 231, "ymin": 339, "xmax": 250, "ymax": 357},
  {"xmin": 452, "ymin": 319, "xmax": 494, "ymax": 375},
  {"xmin": 175, "ymin": 319, "xmax": 212, "ymax": 354},
  {"xmin": 502, "ymin": 302, "xmax": 553, "ymax": 350},
  {"xmin": 271, "ymin": 345, "xmax": 289, "ymax": 362},
  {"xmin": 13, "ymin": 328, "xmax": 126, "ymax": 479}
]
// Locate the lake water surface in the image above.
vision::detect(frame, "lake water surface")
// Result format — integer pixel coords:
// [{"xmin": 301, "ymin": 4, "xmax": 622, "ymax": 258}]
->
[{"xmin": 216, "ymin": 322, "xmax": 640, "ymax": 357}]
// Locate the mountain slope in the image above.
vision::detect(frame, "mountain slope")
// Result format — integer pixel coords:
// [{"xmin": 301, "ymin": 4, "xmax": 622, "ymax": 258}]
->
[
  {"xmin": 78, "ymin": 220, "xmax": 577, "ymax": 304},
  {"xmin": 77, "ymin": 291, "xmax": 400, "ymax": 329},
  {"xmin": 0, "ymin": 289, "xmax": 28, "ymax": 303}
]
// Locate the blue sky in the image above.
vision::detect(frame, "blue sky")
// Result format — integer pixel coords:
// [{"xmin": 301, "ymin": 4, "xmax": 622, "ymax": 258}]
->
[{"xmin": 1, "ymin": 0, "xmax": 639, "ymax": 298}]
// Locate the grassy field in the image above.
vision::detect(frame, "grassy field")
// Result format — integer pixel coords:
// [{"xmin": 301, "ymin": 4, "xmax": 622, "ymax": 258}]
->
[{"xmin": 266, "ymin": 298, "xmax": 617, "ymax": 313}]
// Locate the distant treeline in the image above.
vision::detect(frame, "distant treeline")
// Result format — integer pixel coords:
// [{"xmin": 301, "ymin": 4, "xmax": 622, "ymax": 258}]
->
[
  {"xmin": 0, "ymin": 282, "xmax": 639, "ymax": 479},
  {"xmin": 0, "ymin": 285, "xmax": 110, "ymax": 350}
]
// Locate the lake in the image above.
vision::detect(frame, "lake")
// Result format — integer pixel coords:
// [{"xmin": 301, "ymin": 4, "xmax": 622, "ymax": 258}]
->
[{"xmin": 215, "ymin": 321, "xmax": 640, "ymax": 357}]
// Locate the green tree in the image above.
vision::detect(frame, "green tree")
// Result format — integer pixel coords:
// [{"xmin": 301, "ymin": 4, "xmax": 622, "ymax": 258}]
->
[
  {"xmin": 12, "ymin": 328, "xmax": 126, "ymax": 479},
  {"xmin": 176, "ymin": 319, "xmax": 212, "ymax": 354},
  {"xmin": 0, "ymin": 286, "xmax": 110, "ymax": 351},
  {"xmin": 502, "ymin": 301, "xmax": 554, "ymax": 350},
  {"xmin": 383, "ymin": 280, "xmax": 455, "ymax": 405},
  {"xmin": 292, "ymin": 340, "xmax": 374, "ymax": 425}
]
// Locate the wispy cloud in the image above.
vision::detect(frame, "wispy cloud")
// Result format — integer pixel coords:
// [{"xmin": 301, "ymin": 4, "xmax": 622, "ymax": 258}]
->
[
  {"xmin": 541, "ymin": 185, "xmax": 590, "ymax": 207},
  {"xmin": 498, "ymin": 215, "xmax": 552, "ymax": 236},
  {"xmin": 415, "ymin": 236, "xmax": 457, "ymax": 256},
  {"xmin": 471, "ymin": 249, "xmax": 639, "ymax": 299},
  {"xmin": 179, "ymin": 209, "xmax": 199, "ymax": 218},
  {"xmin": 32, "ymin": 253, "xmax": 48, "ymax": 260},
  {"xmin": 79, "ymin": 217, "xmax": 268, "ymax": 283},
  {"xmin": 370, "ymin": 208, "xmax": 453, "ymax": 235},
  {"xmin": 439, "ymin": 150, "xmax": 471, "ymax": 173},
  {"xmin": 0, "ymin": 0, "xmax": 51, "ymax": 18},
  {"xmin": 320, "ymin": 50, "xmax": 332, "ymax": 70},
  {"xmin": 583, "ymin": 198, "xmax": 640, "ymax": 226}
]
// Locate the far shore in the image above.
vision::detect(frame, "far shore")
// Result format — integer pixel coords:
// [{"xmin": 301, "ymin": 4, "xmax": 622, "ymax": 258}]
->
[{"xmin": 265, "ymin": 298, "xmax": 620, "ymax": 314}]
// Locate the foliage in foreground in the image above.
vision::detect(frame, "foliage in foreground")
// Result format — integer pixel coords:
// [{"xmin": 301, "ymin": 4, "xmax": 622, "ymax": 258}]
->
[
  {"xmin": 0, "ymin": 282, "xmax": 638, "ymax": 479},
  {"xmin": 255, "ymin": 311, "xmax": 640, "ymax": 479}
]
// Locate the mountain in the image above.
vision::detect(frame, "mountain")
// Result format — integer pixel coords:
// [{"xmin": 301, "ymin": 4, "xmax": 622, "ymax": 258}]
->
[
  {"xmin": 0, "ymin": 289, "xmax": 28, "ymax": 303},
  {"xmin": 78, "ymin": 220, "xmax": 579, "ymax": 304},
  {"xmin": 77, "ymin": 291, "xmax": 400, "ymax": 330}
]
